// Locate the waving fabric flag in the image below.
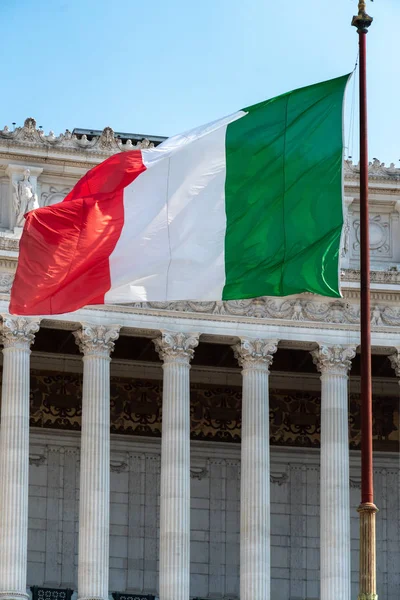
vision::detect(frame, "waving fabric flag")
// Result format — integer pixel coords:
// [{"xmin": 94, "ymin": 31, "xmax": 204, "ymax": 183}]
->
[{"xmin": 10, "ymin": 74, "xmax": 350, "ymax": 316}]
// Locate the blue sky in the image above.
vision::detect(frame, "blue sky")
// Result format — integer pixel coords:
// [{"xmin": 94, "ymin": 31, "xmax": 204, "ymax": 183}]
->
[{"xmin": 1, "ymin": 0, "xmax": 398, "ymax": 164}]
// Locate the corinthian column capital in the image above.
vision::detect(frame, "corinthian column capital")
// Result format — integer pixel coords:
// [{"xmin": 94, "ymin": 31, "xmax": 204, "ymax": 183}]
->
[
  {"xmin": 232, "ymin": 337, "xmax": 278, "ymax": 371},
  {"xmin": 311, "ymin": 344, "xmax": 356, "ymax": 376},
  {"xmin": 74, "ymin": 324, "xmax": 120, "ymax": 358},
  {"xmin": 1, "ymin": 316, "xmax": 40, "ymax": 349},
  {"xmin": 153, "ymin": 331, "xmax": 199, "ymax": 365}
]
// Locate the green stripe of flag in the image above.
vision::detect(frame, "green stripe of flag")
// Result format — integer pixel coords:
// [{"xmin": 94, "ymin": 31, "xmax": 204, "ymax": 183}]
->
[{"xmin": 222, "ymin": 74, "xmax": 350, "ymax": 300}]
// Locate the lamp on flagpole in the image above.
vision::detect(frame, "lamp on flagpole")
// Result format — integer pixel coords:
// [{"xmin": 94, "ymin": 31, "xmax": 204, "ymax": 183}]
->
[{"xmin": 351, "ymin": 2, "xmax": 378, "ymax": 600}]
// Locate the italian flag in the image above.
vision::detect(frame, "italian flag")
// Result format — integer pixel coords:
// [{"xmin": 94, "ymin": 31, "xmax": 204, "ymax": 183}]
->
[{"xmin": 10, "ymin": 75, "xmax": 349, "ymax": 316}]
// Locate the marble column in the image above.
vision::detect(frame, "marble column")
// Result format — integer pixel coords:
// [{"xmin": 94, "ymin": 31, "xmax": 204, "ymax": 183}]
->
[
  {"xmin": 74, "ymin": 324, "xmax": 120, "ymax": 600},
  {"xmin": 232, "ymin": 337, "xmax": 278, "ymax": 600},
  {"xmin": 153, "ymin": 331, "xmax": 199, "ymax": 600},
  {"xmin": 311, "ymin": 344, "xmax": 356, "ymax": 600},
  {"xmin": 0, "ymin": 317, "xmax": 40, "ymax": 600}
]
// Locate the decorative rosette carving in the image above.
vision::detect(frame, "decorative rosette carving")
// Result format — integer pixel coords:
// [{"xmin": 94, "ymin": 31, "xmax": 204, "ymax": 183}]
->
[
  {"xmin": 153, "ymin": 331, "xmax": 199, "ymax": 365},
  {"xmin": 1, "ymin": 316, "xmax": 40, "ymax": 349},
  {"xmin": 74, "ymin": 324, "xmax": 120, "ymax": 357},
  {"xmin": 232, "ymin": 337, "xmax": 278, "ymax": 371},
  {"xmin": 311, "ymin": 344, "xmax": 356, "ymax": 375}
]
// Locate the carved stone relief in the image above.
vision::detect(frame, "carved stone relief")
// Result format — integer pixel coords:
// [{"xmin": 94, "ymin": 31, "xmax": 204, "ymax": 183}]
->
[
  {"xmin": 41, "ymin": 185, "xmax": 71, "ymax": 207},
  {"xmin": 353, "ymin": 214, "xmax": 391, "ymax": 257},
  {"xmin": 131, "ymin": 296, "xmax": 400, "ymax": 328},
  {"xmin": 347, "ymin": 198, "xmax": 400, "ymax": 268}
]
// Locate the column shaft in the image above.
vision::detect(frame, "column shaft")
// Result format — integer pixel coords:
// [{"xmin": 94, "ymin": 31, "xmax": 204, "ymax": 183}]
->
[
  {"xmin": 241, "ymin": 366, "xmax": 270, "ymax": 599},
  {"xmin": 320, "ymin": 371, "xmax": 351, "ymax": 600},
  {"xmin": 154, "ymin": 331, "xmax": 198, "ymax": 600},
  {"xmin": 312, "ymin": 344, "xmax": 356, "ymax": 600},
  {"xmin": 79, "ymin": 355, "xmax": 110, "ymax": 599},
  {"xmin": 233, "ymin": 338, "xmax": 277, "ymax": 600},
  {"xmin": 74, "ymin": 325, "xmax": 120, "ymax": 600},
  {"xmin": 160, "ymin": 360, "xmax": 190, "ymax": 599},
  {"xmin": 0, "ymin": 318, "xmax": 39, "ymax": 600}
]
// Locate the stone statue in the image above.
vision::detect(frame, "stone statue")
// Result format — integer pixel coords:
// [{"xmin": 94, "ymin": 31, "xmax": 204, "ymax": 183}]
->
[{"xmin": 12, "ymin": 169, "xmax": 39, "ymax": 227}]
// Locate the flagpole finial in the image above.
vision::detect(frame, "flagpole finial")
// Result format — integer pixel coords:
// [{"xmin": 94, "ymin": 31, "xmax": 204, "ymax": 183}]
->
[{"xmin": 352, "ymin": 0, "xmax": 373, "ymax": 33}]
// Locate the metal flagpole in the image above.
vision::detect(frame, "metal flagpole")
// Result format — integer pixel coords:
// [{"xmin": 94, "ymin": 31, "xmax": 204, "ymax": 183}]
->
[{"xmin": 351, "ymin": 2, "xmax": 378, "ymax": 600}]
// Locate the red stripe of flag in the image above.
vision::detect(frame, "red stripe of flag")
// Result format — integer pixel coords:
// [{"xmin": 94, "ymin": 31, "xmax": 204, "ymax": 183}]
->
[{"xmin": 10, "ymin": 150, "xmax": 146, "ymax": 315}]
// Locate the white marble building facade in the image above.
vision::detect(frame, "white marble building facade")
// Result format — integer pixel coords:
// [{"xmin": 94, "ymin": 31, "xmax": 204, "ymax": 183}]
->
[{"xmin": 0, "ymin": 120, "xmax": 399, "ymax": 600}]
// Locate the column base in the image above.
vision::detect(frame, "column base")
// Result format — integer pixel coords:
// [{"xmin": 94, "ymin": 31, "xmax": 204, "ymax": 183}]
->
[
  {"xmin": 357, "ymin": 594, "xmax": 378, "ymax": 600},
  {"xmin": 0, "ymin": 593, "xmax": 28, "ymax": 600}
]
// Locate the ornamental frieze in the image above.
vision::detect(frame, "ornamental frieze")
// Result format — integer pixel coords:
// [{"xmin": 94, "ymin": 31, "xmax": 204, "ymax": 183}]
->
[
  {"xmin": 130, "ymin": 297, "xmax": 400, "ymax": 327},
  {"xmin": 24, "ymin": 370, "xmax": 400, "ymax": 451}
]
